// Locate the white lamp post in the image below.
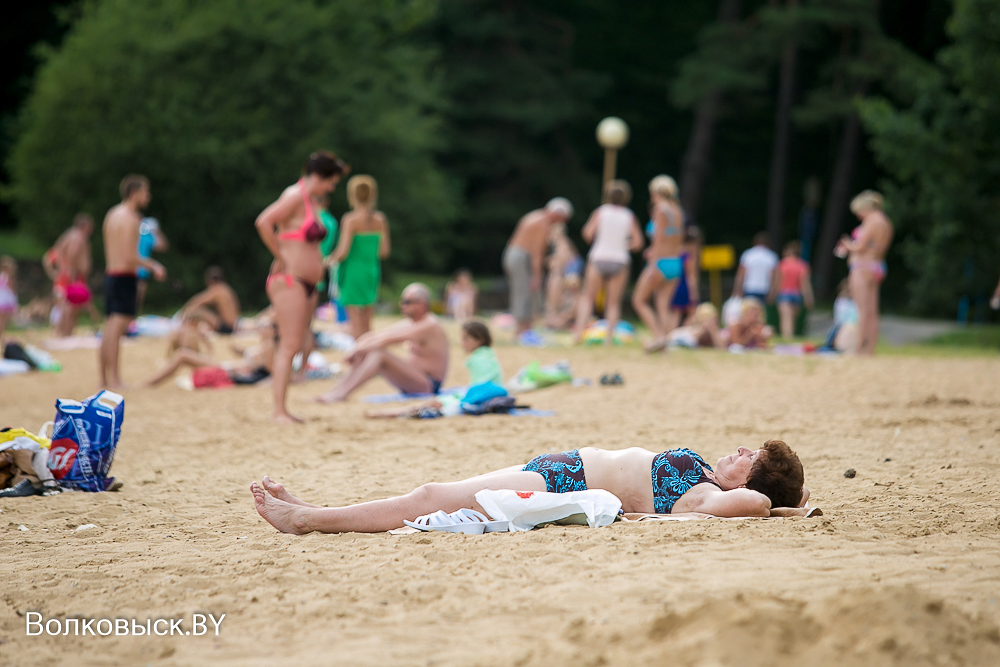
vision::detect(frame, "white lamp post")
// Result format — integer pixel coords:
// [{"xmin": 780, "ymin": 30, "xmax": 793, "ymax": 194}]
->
[{"xmin": 596, "ymin": 116, "xmax": 629, "ymax": 191}]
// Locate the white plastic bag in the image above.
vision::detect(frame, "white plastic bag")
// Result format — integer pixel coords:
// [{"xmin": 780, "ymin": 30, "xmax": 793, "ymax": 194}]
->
[{"xmin": 474, "ymin": 489, "xmax": 621, "ymax": 532}]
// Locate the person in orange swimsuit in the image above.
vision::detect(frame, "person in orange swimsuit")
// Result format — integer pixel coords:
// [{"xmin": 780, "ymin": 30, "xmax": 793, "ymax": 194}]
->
[{"xmin": 256, "ymin": 151, "xmax": 349, "ymax": 423}]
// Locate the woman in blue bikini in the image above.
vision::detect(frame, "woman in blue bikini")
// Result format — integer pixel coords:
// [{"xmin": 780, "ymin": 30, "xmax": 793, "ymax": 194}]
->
[
  {"xmin": 251, "ymin": 440, "xmax": 806, "ymax": 534},
  {"xmin": 632, "ymin": 175, "xmax": 685, "ymax": 352}
]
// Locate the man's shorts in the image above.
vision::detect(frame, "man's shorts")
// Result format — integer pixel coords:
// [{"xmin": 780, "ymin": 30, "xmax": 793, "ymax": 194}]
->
[
  {"xmin": 104, "ymin": 273, "xmax": 138, "ymax": 317},
  {"xmin": 503, "ymin": 246, "xmax": 533, "ymax": 321}
]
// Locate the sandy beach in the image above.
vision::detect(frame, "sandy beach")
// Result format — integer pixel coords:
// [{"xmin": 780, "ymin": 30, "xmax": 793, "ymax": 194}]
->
[{"xmin": 2, "ymin": 323, "xmax": 1000, "ymax": 666}]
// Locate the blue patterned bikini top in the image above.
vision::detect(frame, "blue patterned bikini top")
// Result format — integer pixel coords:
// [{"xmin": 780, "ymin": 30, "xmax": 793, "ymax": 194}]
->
[{"xmin": 650, "ymin": 448, "xmax": 720, "ymax": 514}]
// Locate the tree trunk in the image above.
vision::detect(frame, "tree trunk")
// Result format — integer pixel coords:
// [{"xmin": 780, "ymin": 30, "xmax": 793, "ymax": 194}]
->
[
  {"xmin": 814, "ymin": 108, "xmax": 863, "ymax": 299},
  {"xmin": 679, "ymin": 0, "xmax": 742, "ymax": 223},
  {"xmin": 765, "ymin": 0, "xmax": 799, "ymax": 250}
]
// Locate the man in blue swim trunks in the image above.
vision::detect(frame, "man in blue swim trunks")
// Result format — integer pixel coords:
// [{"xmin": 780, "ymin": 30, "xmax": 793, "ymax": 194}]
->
[
  {"xmin": 315, "ymin": 283, "xmax": 449, "ymax": 403},
  {"xmin": 251, "ymin": 440, "xmax": 808, "ymax": 534}
]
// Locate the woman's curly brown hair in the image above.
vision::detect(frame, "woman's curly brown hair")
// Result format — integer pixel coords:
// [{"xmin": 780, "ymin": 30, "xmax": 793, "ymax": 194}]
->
[{"xmin": 745, "ymin": 440, "xmax": 804, "ymax": 509}]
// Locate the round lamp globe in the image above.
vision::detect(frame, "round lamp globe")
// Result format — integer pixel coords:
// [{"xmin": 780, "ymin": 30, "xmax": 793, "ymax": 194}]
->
[{"xmin": 596, "ymin": 117, "xmax": 629, "ymax": 150}]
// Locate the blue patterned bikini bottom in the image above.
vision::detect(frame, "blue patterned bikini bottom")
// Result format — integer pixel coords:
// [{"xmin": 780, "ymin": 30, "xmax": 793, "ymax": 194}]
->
[{"xmin": 523, "ymin": 450, "xmax": 588, "ymax": 493}]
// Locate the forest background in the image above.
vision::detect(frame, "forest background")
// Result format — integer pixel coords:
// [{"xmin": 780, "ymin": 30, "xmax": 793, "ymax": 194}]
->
[{"xmin": 1, "ymin": 0, "xmax": 996, "ymax": 318}]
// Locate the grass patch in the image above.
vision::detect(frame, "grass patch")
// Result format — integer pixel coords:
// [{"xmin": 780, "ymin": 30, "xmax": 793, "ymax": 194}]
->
[
  {"xmin": 923, "ymin": 324, "xmax": 1000, "ymax": 349},
  {"xmin": 0, "ymin": 230, "xmax": 48, "ymax": 261}
]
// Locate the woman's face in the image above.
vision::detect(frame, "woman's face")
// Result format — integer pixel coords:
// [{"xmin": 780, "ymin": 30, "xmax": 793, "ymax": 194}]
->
[
  {"xmin": 714, "ymin": 447, "xmax": 760, "ymax": 489},
  {"xmin": 311, "ymin": 174, "xmax": 341, "ymax": 196}
]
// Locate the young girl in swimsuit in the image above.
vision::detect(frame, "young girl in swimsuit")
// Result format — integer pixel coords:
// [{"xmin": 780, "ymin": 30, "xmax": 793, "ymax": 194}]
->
[
  {"xmin": 769, "ymin": 240, "xmax": 815, "ymax": 339},
  {"xmin": 632, "ymin": 175, "xmax": 684, "ymax": 352},
  {"xmin": 573, "ymin": 180, "xmax": 644, "ymax": 344},
  {"xmin": 251, "ymin": 440, "xmax": 808, "ymax": 534},
  {"xmin": 331, "ymin": 175, "xmax": 390, "ymax": 341},
  {"xmin": 662, "ymin": 225, "xmax": 703, "ymax": 333},
  {"xmin": 445, "ymin": 269, "xmax": 477, "ymax": 321},
  {"xmin": 256, "ymin": 151, "xmax": 349, "ymax": 423},
  {"xmin": 834, "ymin": 190, "xmax": 894, "ymax": 356}
]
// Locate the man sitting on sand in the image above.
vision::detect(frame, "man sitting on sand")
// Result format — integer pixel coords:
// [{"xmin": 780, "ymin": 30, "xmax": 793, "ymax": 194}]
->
[
  {"xmin": 315, "ymin": 283, "xmax": 449, "ymax": 403},
  {"xmin": 180, "ymin": 266, "xmax": 241, "ymax": 334},
  {"xmin": 251, "ymin": 440, "xmax": 808, "ymax": 534}
]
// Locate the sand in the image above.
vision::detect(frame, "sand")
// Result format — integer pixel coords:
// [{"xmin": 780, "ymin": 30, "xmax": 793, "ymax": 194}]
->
[{"xmin": 2, "ymin": 322, "xmax": 1000, "ymax": 666}]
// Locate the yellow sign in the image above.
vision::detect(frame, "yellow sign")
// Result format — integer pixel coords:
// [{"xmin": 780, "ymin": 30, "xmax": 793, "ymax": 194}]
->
[{"xmin": 700, "ymin": 244, "xmax": 735, "ymax": 271}]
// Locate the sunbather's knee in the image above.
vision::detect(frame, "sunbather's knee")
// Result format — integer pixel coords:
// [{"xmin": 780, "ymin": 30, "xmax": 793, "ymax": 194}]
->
[{"xmin": 409, "ymin": 482, "xmax": 445, "ymax": 506}]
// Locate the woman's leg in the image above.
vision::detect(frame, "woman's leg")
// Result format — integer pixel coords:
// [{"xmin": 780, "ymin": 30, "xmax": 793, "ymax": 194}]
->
[
  {"xmin": 361, "ymin": 306, "xmax": 373, "ymax": 337},
  {"xmin": 251, "ymin": 466, "xmax": 547, "ymax": 534},
  {"xmin": 865, "ymin": 280, "xmax": 881, "ymax": 355},
  {"xmin": 849, "ymin": 268, "xmax": 876, "ymax": 355},
  {"xmin": 778, "ymin": 302, "xmax": 797, "ymax": 339},
  {"xmin": 572, "ymin": 264, "xmax": 601, "ymax": 341},
  {"xmin": 268, "ymin": 280, "xmax": 309, "ymax": 422},
  {"xmin": 146, "ymin": 349, "xmax": 214, "ymax": 386},
  {"xmin": 603, "ymin": 268, "xmax": 629, "ymax": 346},
  {"xmin": 632, "ymin": 267, "xmax": 665, "ymax": 343},
  {"xmin": 653, "ymin": 279, "xmax": 679, "ymax": 337},
  {"xmin": 0, "ymin": 311, "xmax": 9, "ymax": 349},
  {"xmin": 346, "ymin": 306, "xmax": 362, "ymax": 340},
  {"xmin": 294, "ymin": 291, "xmax": 319, "ymax": 382}
]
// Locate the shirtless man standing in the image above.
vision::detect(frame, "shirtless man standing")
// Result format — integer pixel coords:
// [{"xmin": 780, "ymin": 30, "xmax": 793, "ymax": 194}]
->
[
  {"xmin": 503, "ymin": 198, "xmax": 574, "ymax": 334},
  {"xmin": 180, "ymin": 266, "xmax": 241, "ymax": 334},
  {"xmin": 315, "ymin": 283, "xmax": 448, "ymax": 403},
  {"xmin": 44, "ymin": 213, "xmax": 97, "ymax": 336},
  {"xmin": 98, "ymin": 175, "xmax": 166, "ymax": 389}
]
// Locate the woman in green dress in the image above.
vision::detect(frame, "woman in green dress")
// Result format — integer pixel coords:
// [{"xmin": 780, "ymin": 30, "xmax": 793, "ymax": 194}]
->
[{"xmin": 331, "ymin": 175, "xmax": 390, "ymax": 339}]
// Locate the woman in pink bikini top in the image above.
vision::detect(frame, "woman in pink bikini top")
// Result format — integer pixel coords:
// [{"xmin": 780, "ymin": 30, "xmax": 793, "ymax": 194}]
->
[
  {"xmin": 834, "ymin": 190, "xmax": 894, "ymax": 356},
  {"xmin": 255, "ymin": 150, "xmax": 349, "ymax": 423}
]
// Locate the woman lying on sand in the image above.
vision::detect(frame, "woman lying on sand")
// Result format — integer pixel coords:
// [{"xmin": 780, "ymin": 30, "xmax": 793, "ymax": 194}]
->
[{"xmin": 251, "ymin": 440, "xmax": 806, "ymax": 534}]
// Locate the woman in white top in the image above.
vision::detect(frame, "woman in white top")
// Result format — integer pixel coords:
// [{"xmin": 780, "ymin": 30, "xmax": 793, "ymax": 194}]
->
[{"xmin": 573, "ymin": 180, "xmax": 644, "ymax": 344}]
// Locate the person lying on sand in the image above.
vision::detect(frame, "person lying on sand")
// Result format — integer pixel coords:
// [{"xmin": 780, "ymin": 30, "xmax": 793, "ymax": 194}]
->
[
  {"xmin": 315, "ymin": 283, "xmax": 448, "ymax": 403},
  {"xmin": 146, "ymin": 310, "xmax": 214, "ymax": 386},
  {"xmin": 147, "ymin": 314, "xmax": 276, "ymax": 387},
  {"xmin": 251, "ymin": 440, "xmax": 807, "ymax": 534}
]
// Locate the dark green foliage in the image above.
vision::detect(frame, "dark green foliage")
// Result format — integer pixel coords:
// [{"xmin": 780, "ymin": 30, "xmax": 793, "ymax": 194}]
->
[
  {"xmin": 432, "ymin": 0, "xmax": 609, "ymax": 271},
  {"xmin": 860, "ymin": 0, "xmax": 1000, "ymax": 316},
  {"xmin": 6, "ymin": 0, "xmax": 456, "ymax": 307}
]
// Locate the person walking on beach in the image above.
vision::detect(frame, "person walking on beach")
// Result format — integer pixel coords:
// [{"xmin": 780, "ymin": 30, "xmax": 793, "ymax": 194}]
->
[
  {"xmin": 43, "ymin": 213, "xmax": 98, "ymax": 337},
  {"xmin": 503, "ymin": 198, "xmax": 574, "ymax": 336},
  {"xmin": 573, "ymin": 180, "xmax": 644, "ymax": 344},
  {"xmin": 769, "ymin": 241, "xmax": 814, "ymax": 339},
  {"xmin": 632, "ymin": 175, "xmax": 684, "ymax": 352},
  {"xmin": 331, "ymin": 175, "xmax": 389, "ymax": 340},
  {"xmin": 98, "ymin": 175, "xmax": 166, "ymax": 389},
  {"xmin": 834, "ymin": 190, "xmax": 894, "ymax": 356},
  {"xmin": 315, "ymin": 283, "xmax": 449, "ymax": 403},
  {"xmin": 732, "ymin": 232, "xmax": 778, "ymax": 304},
  {"xmin": 256, "ymin": 151, "xmax": 349, "ymax": 423}
]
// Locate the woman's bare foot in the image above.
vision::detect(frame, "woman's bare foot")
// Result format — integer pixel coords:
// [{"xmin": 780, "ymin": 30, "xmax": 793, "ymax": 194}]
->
[
  {"xmin": 251, "ymin": 481, "xmax": 311, "ymax": 534},
  {"xmin": 643, "ymin": 337, "xmax": 667, "ymax": 353},
  {"xmin": 261, "ymin": 475, "xmax": 321, "ymax": 508},
  {"xmin": 272, "ymin": 410, "xmax": 305, "ymax": 424},
  {"xmin": 314, "ymin": 390, "xmax": 346, "ymax": 404}
]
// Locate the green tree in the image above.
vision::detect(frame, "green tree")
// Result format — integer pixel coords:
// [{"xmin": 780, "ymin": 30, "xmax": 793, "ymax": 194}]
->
[
  {"xmin": 6, "ymin": 0, "xmax": 456, "ymax": 307},
  {"xmin": 860, "ymin": 0, "xmax": 1000, "ymax": 316},
  {"xmin": 432, "ymin": 0, "xmax": 608, "ymax": 272}
]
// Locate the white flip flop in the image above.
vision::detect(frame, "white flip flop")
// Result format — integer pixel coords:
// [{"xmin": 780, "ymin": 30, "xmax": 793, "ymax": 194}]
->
[
  {"xmin": 403, "ymin": 509, "xmax": 508, "ymax": 534},
  {"xmin": 451, "ymin": 508, "xmax": 509, "ymax": 533}
]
